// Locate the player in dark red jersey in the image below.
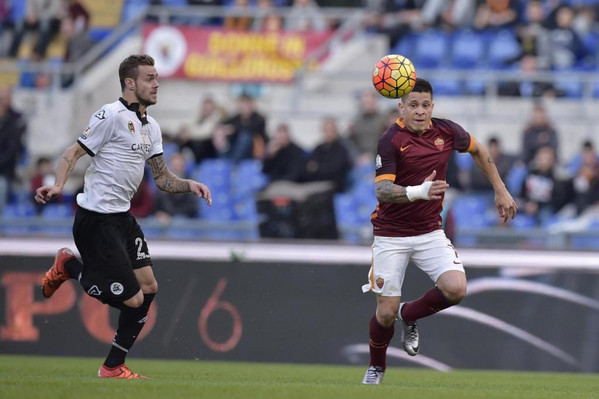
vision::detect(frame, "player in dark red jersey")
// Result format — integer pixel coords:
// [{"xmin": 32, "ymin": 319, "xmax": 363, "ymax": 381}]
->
[{"xmin": 361, "ymin": 78, "xmax": 517, "ymax": 384}]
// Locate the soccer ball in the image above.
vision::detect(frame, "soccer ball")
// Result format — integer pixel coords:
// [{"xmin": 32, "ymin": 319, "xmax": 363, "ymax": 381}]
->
[{"xmin": 372, "ymin": 54, "xmax": 417, "ymax": 99}]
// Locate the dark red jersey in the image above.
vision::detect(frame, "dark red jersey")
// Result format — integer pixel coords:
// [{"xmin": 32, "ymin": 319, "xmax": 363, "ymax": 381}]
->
[{"xmin": 371, "ymin": 117, "xmax": 474, "ymax": 237}]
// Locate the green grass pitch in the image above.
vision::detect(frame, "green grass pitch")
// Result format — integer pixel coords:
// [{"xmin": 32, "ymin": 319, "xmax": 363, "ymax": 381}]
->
[{"xmin": 1, "ymin": 355, "xmax": 598, "ymax": 399}]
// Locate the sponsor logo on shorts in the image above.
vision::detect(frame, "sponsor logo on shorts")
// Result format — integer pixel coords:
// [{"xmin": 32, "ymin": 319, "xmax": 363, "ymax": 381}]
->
[
  {"xmin": 376, "ymin": 277, "xmax": 384, "ymax": 289},
  {"xmin": 375, "ymin": 155, "xmax": 382, "ymax": 169},
  {"xmin": 110, "ymin": 282, "xmax": 124, "ymax": 295},
  {"xmin": 87, "ymin": 285, "xmax": 102, "ymax": 296}
]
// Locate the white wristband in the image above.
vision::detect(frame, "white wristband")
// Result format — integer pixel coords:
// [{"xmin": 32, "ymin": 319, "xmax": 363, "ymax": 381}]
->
[{"xmin": 406, "ymin": 181, "xmax": 433, "ymax": 202}]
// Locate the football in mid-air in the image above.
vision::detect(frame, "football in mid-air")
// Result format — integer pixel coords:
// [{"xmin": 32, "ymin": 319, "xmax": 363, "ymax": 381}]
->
[{"xmin": 372, "ymin": 54, "xmax": 417, "ymax": 99}]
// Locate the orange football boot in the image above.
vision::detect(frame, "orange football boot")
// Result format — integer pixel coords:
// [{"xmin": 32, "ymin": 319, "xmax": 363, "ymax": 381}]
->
[
  {"xmin": 98, "ymin": 364, "xmax": 149, "ymax": 379},
  {"xmin": 41, "ymin": 247, "xmax": 75, "ymax": 298}
]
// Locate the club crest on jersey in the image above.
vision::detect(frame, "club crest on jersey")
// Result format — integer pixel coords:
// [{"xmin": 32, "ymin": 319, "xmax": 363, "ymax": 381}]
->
[
  {"xmin": 127, "ymin": 121, "xmax": 135, "ymax": 134},
  {"xmin": 434, "ymin": 137, "xmax": 444, "ymax": 151}
]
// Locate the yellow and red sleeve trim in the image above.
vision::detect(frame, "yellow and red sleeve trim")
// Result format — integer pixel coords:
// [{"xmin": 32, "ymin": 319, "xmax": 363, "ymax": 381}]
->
[
  {"xmin": 375, "ymin": 174, "xmax": 396, "ymax": 183},
  {"xmin": 465, "ymin": 136, "xmax": 475, "ymax": 153}
]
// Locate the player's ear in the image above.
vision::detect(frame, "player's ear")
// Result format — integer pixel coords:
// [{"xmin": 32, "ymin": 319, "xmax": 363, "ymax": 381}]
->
[{"xmin": 125, "ymin": 77, "xmax": 135, "ymax": 91}]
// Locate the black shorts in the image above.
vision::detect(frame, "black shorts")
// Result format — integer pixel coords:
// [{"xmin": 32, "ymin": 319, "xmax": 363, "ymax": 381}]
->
[{"xmin": 73, "ymin": 206, "xmax": 153, "ymax": 304}]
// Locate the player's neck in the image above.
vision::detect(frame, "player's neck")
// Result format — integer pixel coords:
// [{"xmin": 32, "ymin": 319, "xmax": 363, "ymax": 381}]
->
[{"xmin": 122, "ymin": 93, "xmax": 147, "ymax": 115}]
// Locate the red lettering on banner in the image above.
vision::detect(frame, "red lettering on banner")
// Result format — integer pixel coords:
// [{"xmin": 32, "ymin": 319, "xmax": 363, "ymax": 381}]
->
[
  {"xmin": 199, "ymin": 278, "xmax": 242, "ymax": 352},
  {"xmin": 0, "ymin": 272, "xmax": 76, "ymax": 341},
  {"xmin": 79, "ymin": 294, "xmax": 157, "ymax": 344}
]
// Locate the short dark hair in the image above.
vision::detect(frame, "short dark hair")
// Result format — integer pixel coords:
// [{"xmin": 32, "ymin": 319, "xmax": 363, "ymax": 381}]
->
[
  {"xmin": 409, "ymin": 78, "xmax": 433, "ymax": 98},
  {"xmin": 118, "ymin": 54, "xmax": 155, "ymax": 90}
]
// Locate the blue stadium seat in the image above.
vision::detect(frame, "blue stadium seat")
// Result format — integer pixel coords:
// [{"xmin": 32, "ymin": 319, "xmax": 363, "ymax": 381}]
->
[
  {"xmin": 233, "ymin": 159, "xmax": 268, "ymax": 199},
  {"xmin": 121, "ymin": 0, "xmax": 150, "ymax": 22},
  {"xmin": 413, "ymin": 30, "xmax": 448, "ymax": 68},
  {"xmin": 430, "ymin": 78, "xmax": 462, "ymax": 96},
  {"xmin": 41, "ymin": 204, "xmax": 73, "ymax": 219},
  {"xmin": 506, "ymin": 163, "xmax": 527, "ymax": 197},
  {"xmin": 194, "ymin": 159, "xmax": 233, "ymax": 190},
  {"xmin": 486, "ymin": 30, "xmax": 520, "ymax": 69},
  {"xmin": 200, "ymin": 190, "xmax": 235, "ymax": 221},
  {"xmin": 390, "ymin": 33, "xmax": 416, "ymax": 59},
  {"xmin": 570, "ymin": 234, "xmax": 599, "ymax": 250},
  {"xmin": 450, "ymin": 30, "xmax": 485, "ymax": 69},
  {"xmin": 234, "ymin": 197, "xmax": 260, "ymax": 222},
  {"xmin": 451, "ymin": 195, "xmax": 495, "ymax": 230},
  {"xmin": 3, "ymin": 202, "xmax": 36, "ymax": 218},
  {"xmin": 510, "ymin": 214, "xmax": 537, "ymax": 230},
  {"xmin": 334, "ymin": 193, "xmax": 359, "ymax": 225}
]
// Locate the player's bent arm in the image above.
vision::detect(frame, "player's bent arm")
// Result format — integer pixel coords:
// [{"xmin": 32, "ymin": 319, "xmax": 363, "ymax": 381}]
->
[
  {"xmin": 468, "ymin": 138, "xmax": 507, "ymax": 192},
  {"xmin": 54, "ymin": 142, "xmax": 88, "ymax": 189},
  {"xmin": 147, "ymin": 154, "xmax": 191, "ymax": 193},
  {"xmin": 375, "ymin": 180, "xmax": 412, "ymax": 203}
]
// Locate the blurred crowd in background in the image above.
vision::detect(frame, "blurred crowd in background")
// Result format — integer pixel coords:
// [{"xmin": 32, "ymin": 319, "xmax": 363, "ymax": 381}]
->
[{"xmin": 1, "ymin": 0, "xmax": 599, "ymax": 244}]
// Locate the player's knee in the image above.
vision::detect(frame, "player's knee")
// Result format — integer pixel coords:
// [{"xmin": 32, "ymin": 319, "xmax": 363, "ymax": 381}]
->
[
  {"xmin": 124, "ymin": 291, "xmax": 145, "ymax": 308},
  {"xmin": 442, "ymin": 282, "xmax": 466, "ymax": 304},
  {"xmin": 376, "ymin": 307, "xmax": 399, "ymax": 327},
  {"xmin": 142, "ymin": 280, "xmax": 158, "ymax": 294}
]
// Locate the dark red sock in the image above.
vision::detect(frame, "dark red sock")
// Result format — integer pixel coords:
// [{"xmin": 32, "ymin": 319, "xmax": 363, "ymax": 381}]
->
[
  {"xmin": 400, "ymin": 287, "xmax": 452, "ymax": 323},
  {"xmin": 369, "ymin": 315, "xmax": 394, "ymax": 370}
]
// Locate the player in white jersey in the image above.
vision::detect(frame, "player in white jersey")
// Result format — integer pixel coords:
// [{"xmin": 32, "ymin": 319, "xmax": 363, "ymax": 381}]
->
[{"xmin": 34, "ymin": 54, "xmax": 212, "ymax": 379}]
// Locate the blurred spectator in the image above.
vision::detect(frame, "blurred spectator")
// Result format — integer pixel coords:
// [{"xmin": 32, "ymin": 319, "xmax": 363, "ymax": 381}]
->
[
  {"xmin": 519, "ymin": 145, "xmax": 559, "ymax": 226},
  {"xmin": 285, "ymin": 0, "xmax": 327, "ymax": 32},
  {"xmin": 0, "ymin": 86, "xmax": 26, "ymax": 214},
  {"xmin": 224, "ymin": 0, "xmax": 254, "ymax": 31},
  {"xmin": 474, "ymin": 0, "xmax": 518, "ymax": 31},
  {"xmin": 362, "ymin": 0, "xmax": 424, "ymax": 48},
  {"xmin": 30, "ymin": 156, "xmax": 55, "ymax": 214},
  {"xmin": 176, "ymin": 96, "xmax": 227, "ymax": 162},
  {"xmin": 187, "ymin": 0, "xmax": 225, "ymax": 25},
  {"xmin": 468, "ymin": 136, "xmax": 517, "ymax": 192},
  {"xmin": 8, "ymin": 0, "xmax": 64, "ymax": 58},
  {"xmin": 302, "ymin": 116, "xmax": 352, "ymax": 192},
  {"xmin": 347, "ymin": 90, "xmax": 386, "ymax": 165},
  {"xmin": 61, "ymin": 0, "xmax": 93, "ymax": 87},
  {"xmin": 262, "ymin": 123, "xmax": 307, "ymax": 182},
  {"xmin": 546, "ymin": 5, "xmax": 587, "ymax": 70},
  {"xmin": 511, "ymin": 0, "xmax": 551, "ymax": 68},
  {"xmin": 565, "ymin": 140, "xmax": 599, "ymax": 177},
  {"xmin": 252, "ymin": 0, "xmax": 282, "ymax": 32},
  {"xmin": 561, "ymin": 142, "xmax": 599, "ymax": 216},
  {"xmin": 497, "ymin": 55, "xmax": 560, "ymax": 98},
  {"xmin": 154, "ymin": 152, "xmax": 198, "ymax": 225},
  {"xmin": 572, "ymin": 4, "xmax": 597, "ymax": 36},
  {"xmin": 129, "ymin": 169, "xmax": 155, "ymax": 218},
  {"xmin": 419, "ymin": 0, "xmax": 476, "ymax": 30},
  {"xmin": 222, "ymin": 93, "xmax": 268, "ymax": 163},
  {"xmin": 520, "ymin": 103, "xmax": 559, "ymax": 166}
]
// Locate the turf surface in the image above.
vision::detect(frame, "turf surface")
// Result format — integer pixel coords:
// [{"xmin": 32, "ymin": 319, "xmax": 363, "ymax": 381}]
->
[{"xmin": 1, "ymin": 355, "xmax": 598, "ymax": 399}]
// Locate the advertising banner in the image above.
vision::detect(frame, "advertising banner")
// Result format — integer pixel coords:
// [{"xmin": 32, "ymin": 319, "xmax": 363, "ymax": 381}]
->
[
  {"xmin": 1, "ymin": 255, "xmax": 599, "ymax": 372},
  {"xmin": 142, "ymin": 24, "xmax": 333, "ymax": 82}
]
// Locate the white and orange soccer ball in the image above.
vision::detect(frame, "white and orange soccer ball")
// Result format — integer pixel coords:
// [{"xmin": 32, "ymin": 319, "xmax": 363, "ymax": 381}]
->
[{"xmin": 372, "ymin": 54, "xmax": 417, "ymax": 99}]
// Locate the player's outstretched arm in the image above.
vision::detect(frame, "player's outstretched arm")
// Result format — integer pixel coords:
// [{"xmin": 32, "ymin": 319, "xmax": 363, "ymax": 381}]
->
[
  {"xmin": 147, "ymin": 154, "xmax": 212, "ymax": 205},
  {"xmin": 468, "ymin": 138, "xmax": 518, "ymax": 222},
  {"xmin": 375, "ymin": 171, "xmax": 449, "ymax": 203},
  {"xmin": 34, "ymin": 142, "xmax": 87, "ymax": 204}
]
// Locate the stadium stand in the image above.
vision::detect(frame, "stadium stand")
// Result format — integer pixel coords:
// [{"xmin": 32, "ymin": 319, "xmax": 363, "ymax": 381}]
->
[{"xmin": 1, "ymin": 1, "xmax": 599, "ymax": 249}]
